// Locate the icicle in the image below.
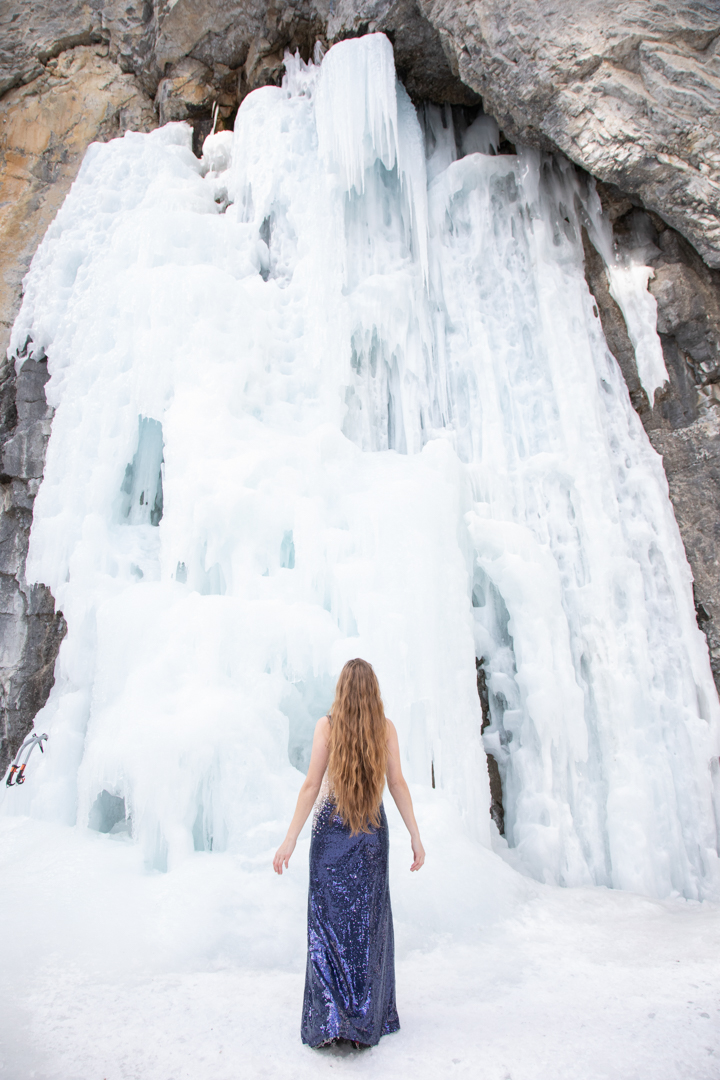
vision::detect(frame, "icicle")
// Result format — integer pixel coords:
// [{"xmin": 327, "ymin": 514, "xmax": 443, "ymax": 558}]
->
[
  {"xmin": 314, "ymin": 33, "xmax": 399, "ymax": 195},
  {"xmin": 314, "ymin": 34, "xmax": 428, "ymax": 281},
  {"xmin": 396, "ymin": 83, "xmax": 429, "ymax": 284},
  {"xmin": 581, "ymin": 180, "xmax": 669, "ymax": 405},
  {"xmin": 420, "ymin": 103, "xmax": 457, "ymax": 185},
  {"xmin": 281, "ymin": 47, "xmax": 318, "ymax": 99},
  {"xmin": 461, "ymin": 113, "xmax": 500, "ymax": 157}
]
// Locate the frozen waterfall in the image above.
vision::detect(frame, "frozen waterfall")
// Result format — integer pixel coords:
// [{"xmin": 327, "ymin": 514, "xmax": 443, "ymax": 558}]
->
[{"xmin": 3, "ymin": 33, "xmax": 720, "ymax": 901}]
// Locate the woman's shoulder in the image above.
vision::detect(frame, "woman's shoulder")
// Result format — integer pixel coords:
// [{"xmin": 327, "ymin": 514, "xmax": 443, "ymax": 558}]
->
[{"xmin": 311, "ymin": 714, "xmax": 331, "ymax": 755}]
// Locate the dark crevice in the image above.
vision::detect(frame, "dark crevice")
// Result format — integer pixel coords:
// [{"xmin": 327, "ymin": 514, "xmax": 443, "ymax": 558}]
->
[
  {"xmin": 192, "ymin": 114, "xmax": 214, "ymax": 157},
  {"xmin": 37, "ymin": 32, "xmax": 107, "ymax": 66},
  {"xmin": 476, "ymin": 656, "xmax": 505, "ymax": 835}
]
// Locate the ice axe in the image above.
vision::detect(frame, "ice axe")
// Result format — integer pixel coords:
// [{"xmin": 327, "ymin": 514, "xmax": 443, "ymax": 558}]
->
[{"xmin": 5, "ymin": 732, "xmax": 47, "ymax": 786}]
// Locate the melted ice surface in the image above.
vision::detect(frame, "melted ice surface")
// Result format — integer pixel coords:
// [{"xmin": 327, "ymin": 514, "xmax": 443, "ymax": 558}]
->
[{"xmin": 4, "ymin": 34, "xmax": 719, "ymax": 900}]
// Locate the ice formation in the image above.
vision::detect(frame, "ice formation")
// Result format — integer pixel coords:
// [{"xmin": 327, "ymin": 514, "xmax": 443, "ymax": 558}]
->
[{"xmin": 3, "ymin": 34, "xmax": 719, "ymax": 901}]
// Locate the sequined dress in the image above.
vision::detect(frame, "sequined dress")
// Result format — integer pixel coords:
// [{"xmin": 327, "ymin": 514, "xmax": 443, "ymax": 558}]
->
[{"xmin": 301, "ymin": 767, "xmax": 400, "ymax": 1047}]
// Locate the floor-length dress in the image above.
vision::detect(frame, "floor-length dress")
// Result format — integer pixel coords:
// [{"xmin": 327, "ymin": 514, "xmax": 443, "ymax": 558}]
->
[{"xmin": 301, "ymin": 770, "xmax": 400, "ymax": 1047}]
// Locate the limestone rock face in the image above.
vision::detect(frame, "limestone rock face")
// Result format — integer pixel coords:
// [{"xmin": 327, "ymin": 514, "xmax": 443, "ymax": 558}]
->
[
  {"xmin": 0, "ymin": 43, "xmax": 156, "ymax": 771},
  {"xmin": 422, "ymin": 0, "xmax": 720, "ymax": 267},
  {"xmin": 141, "ymin": 0, "xmax": 720, "ymax": 266},
  {"xmin": 3, "ymin": 2, "xmax": 720, "ymax": 262},
  {"xmin": 650, "ymin": 414, "xmax": 720, "ymax": 687},
  {"xmin": 145, "ymin": 0, "xmax": 477, "ymax": 105},
  {"xmin": 154, "ymin": 56, "xmax": 239, "ymax": 151},
  {"xmin": 0, "ymin": 0, "xmax": 106, "ymax": 95},
  {"xmin": 0, "ymin": 45, "xmax": 156, "ymax": 358},
  {"xmin": 584, "ymin": 187, "xmax": 720, "ymax": 686},
  {"xmin": 0, "ymin": 352, "xmax": 66, "ymax": 775}
]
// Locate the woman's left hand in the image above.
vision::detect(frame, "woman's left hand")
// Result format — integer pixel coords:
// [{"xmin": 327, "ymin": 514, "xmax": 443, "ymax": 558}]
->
[
  {"xmin": 273, "ymin": 836, "xmax": 296, "ymax": 875},
  {"xmin": 410, "ymin": 835, "xmax": 425, "ymax": 872}
]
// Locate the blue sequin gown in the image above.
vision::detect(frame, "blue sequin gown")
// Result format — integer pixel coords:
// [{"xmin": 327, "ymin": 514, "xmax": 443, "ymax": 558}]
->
[{"xmin": 301, "ymin": 771, "xmax": 400, "ymax": 1047}]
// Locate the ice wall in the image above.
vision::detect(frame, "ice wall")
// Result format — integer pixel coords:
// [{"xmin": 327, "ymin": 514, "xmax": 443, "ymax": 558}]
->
[{"xmin": 3, "ymin": 34, "xmax": 719, "ymax": 900}]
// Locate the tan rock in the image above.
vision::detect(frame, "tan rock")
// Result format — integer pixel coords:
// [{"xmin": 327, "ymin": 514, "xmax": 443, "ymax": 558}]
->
[
  {"xmin": 0, "ymin": 0, "xmax": 105, "ymax": 96},
  {"xmin": 4, "ymin": 1, "xmax": 720, "ymax": 267},
  {"xmin": 0, "ymin": 45, "xmax": 156, "ymax": 361},
  {"xmin": 155, "ymin": 56, "xmax": 214, "ymax": 124}
]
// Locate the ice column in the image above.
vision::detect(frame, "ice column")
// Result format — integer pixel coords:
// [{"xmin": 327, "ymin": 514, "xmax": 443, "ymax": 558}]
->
[
  {"xmin": 581, "ymin": 183, "xmax": 669, "ymax": 403},
  {"xmin": 428, "ymin": 140, "xmax": 720, "ymax": 895}
]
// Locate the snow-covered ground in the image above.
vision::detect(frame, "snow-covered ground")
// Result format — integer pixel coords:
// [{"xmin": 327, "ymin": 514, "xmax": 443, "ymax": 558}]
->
[{"xmin": 1, "ymin": 804, "xmax": 719, "ymax": 1080}]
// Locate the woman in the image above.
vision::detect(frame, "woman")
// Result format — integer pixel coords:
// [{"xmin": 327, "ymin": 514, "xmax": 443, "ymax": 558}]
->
[{"xmin": 273, "ymin": 658, "xmax": 425, "ymax": 1048}]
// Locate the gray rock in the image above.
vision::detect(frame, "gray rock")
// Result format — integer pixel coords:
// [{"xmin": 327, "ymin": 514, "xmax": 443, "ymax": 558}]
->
[
  {"xmin": 3, "ymin": 1, "xmax": 719, "ymax": 264},
  {"xmin": 0, "ymin": 0, "xmax": 105, "ymax": 95},
  {"xmin": 0, "ymin": 353, "xmax": 65, "ymax": 777},
  {"xmin": 585, "ymin": 186, "xmax": 720, "ymax": 687},
  {"xmin": 649, "ymin": 414, "xmax": 720, "ymax": 689},
  {"xmin": 420, "ymin": 0, "xmax": 720, "ymax": 266},
  {"xmin": 155, "ymin": 56, "xmax": 215, "ymax": 125}
]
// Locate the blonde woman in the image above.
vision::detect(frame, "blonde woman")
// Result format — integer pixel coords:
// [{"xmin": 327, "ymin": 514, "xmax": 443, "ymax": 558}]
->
[{"xmin": 273, "ymin": 658, "xmax": 425, "ymax": 1048}]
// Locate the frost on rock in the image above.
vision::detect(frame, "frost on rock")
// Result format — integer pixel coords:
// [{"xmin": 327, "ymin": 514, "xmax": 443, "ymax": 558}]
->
[{"xmin": 1, "ymin": 35, "xmax": 719, "ymax": 902}]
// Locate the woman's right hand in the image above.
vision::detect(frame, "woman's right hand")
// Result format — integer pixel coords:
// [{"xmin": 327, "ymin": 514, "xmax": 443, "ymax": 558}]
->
[
  {"xmin": 410, "ymin": 835, "xmax": 425, "ymax": 872},
  {"xmin": 273, "ymin": 836, "xmax": 296, "ymax": 875}
]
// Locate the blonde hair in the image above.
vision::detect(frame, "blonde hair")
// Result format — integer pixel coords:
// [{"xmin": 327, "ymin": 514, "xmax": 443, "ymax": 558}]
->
[{"xmin": 327, "ymin": 659, "xmax": 389, "ymax": 835}]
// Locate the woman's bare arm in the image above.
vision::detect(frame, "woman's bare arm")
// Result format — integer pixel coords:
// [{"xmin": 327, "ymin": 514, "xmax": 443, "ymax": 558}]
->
[
  {"xmin": 386, "ymin": 719, "xmax": 425, "ymax": 871},
  {"xmin": 273, "ymin": 715, "xmax": 330, "ymax": 874}
]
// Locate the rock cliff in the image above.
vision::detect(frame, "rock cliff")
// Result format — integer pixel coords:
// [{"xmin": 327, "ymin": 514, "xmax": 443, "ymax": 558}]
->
[
  {"xmin": 1, "ymin": 0, "xmax": 719, "ymax": 770},
  {"xmin": 582, "ymin": 187, "xmax": 720, "ymax": 687},
  {"xmin": 421, "ymin": 1, "xmax": 720, "ymax": 267},
  {"xmin": 0, "ymin": 39, "xmax": 155, "ymax": 772}
]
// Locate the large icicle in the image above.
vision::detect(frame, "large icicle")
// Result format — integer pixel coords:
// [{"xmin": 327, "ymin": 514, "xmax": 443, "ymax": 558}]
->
[
  {"xmin": 314, "ymin": 33, "xmax": 399, "ymax": 195},
  {"xmin": 581, "ymin": 182, "xmax": 669, "ymax": 404}
]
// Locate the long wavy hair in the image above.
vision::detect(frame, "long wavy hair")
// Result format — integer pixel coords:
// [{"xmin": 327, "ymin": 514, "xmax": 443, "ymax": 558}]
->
[{"xmin": 327, "ymin": 659, "xmax": 389, "ymax": 835}]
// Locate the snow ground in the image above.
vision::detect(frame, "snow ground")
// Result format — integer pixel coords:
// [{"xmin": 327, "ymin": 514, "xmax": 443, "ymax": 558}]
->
[{"xmin": 1, "ymin": 811, "xmax": 718, "ymax": 1080}]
